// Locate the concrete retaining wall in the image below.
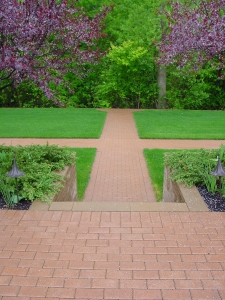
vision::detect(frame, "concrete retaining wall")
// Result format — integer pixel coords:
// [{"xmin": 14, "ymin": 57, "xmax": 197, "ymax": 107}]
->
[
  {"xmin": 163, "ymin": 166, "xmax": 209, "ymax": 211},
  {"xmin": 53, "ymin": 164, "xmax": 77, "ymax": 202},
  {"xmin": 29, "ymin": 163, "xmax": 77, "ymax": 210}
]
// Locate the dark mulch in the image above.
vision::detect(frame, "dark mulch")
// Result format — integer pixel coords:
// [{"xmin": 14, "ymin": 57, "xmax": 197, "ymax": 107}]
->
[
  {"xmin": 197, "ymin": 185, "xmax": 225, "ymax": 212},
  {"xmin": 0, "ymin": 196, "xmax": 32, "ymax": 210}
]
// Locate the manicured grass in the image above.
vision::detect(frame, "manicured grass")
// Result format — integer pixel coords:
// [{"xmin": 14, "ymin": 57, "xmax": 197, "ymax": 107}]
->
[
  {"xmin": 134, "ymin": 110, "xmax": 225, "ymax": 139},
  {"xmin": 67, "ymin": 148, "xmax": 96, "ymax": 201},
  {"xmin": 0, "ymin": 108, "xmax": 107, "ymax": 138},
  {"xmin": 144, "ymin": 149, "xmax": 169, "ymax": 202}
]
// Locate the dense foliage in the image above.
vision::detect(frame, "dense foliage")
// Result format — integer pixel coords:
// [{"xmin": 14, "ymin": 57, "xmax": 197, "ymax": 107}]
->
[
  {"xmin": 166, "ymin": 65, "xmax": 225, "ymax": 109},
  {"xmin": 165, "ymin": 146, "xmax": 225, "ymax": 196},
  {"xmin": 0, "ymin": 0, "xmax": 109, "ymax": 105},
  {"xmin": 159, "ymin": 0, "xmax": 225, "ymax": 75},
  {"xmin": 0, "ymin": 144, "xmax": 75, "ymax": 206},
  {"xmin": 95, "ymin": 41, "xmax": 157, "ymax": 108},
  {"xmin": 0, "ymin": 0, "xmax": 224, "ymax": 109}
]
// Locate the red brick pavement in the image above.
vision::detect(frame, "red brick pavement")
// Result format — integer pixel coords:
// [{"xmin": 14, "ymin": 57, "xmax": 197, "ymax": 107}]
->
[{"xmin": 0, "ymin": 210, "xmax": 225, "ymax": 299}]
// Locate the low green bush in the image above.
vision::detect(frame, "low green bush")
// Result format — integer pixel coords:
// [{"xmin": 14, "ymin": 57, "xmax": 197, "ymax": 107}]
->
[
  {"xmin": 0, "ymin": 144, "xmax": 75, "ymax": 206},
  {"xmin": 165, "ymin": 146, "xmax": 225, "ymax": 196}
]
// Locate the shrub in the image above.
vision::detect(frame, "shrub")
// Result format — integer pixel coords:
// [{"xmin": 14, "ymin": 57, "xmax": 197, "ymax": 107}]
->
[
  {"xmin": 164, "ymin": 146, "xmax": 225, "ymax": 196},
  {"xmin": 0, "ymin": 144, "xmax": 75, "ymax": 206}
]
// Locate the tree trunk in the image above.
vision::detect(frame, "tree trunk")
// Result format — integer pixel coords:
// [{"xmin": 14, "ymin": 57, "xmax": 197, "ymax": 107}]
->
[
  {"xmin": 157, "ymin": 65, "xmax": 166, "ymax": 109},
  {"xmin": 137, "ymin": 94, "xmax": 140, "ymax": 109},
  {"xmin": 157, "ymin": 2, "xmax": 167, "ymax": 109}
]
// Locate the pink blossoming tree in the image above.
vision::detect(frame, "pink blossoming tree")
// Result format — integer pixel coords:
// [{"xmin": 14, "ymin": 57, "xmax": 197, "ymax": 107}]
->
[
  {"xmin": 158, "ymin": 0, "xmax": 225, "ymax": 75},
  {"xmin": 0, "ymin": 0, "xmax": 109, "ymax": 105}
]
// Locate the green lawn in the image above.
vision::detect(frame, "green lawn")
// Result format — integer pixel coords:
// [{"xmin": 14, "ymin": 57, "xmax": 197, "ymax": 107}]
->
[
  {"xmin": 144, "ymin": 149, "xmax": 170, "ymax": 202},
  {"xmin": 67, "ymin": 148, "xmax": 96, "ymax": 201},
  {"xmin": 134, "ymin": 110, "xmax": 225, "ymax": 139},
  {"xmin": 144, "ymin": 148, "xmax": 193, "ymax": 202},
  {"xmin": 0, "ymin": 108, "xmax": 107, "ymax": 138}
]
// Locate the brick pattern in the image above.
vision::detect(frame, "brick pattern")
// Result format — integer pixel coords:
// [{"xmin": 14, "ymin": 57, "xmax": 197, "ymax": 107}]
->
[
  {"xmin": 0, "ymin": 210, "xmax": 225, "ymax": 299},
  {"xmin": 83, "ymin": 109, "xmax": 156, "ymax": 202}
]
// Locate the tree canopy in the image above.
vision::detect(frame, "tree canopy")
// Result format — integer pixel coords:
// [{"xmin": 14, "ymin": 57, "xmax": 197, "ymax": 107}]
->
[
  {"xmin": 0, "ymin": 0, "xmax": 224, "ymax": 109},
  {"xmin": 0, "ymin": 0, "xmax": 109, "ymax": 105},
  {"xmin": 159, "ymin": 0, "xmax": 225, "ymax": 75}
]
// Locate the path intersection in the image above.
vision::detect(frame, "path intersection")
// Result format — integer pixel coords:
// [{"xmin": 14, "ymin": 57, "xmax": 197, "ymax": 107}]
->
[
  {"xmin": 0, "ymin": 109, "xmax": 224, "ymax": 203},
  {"xmin": 0, "ymin": 109, "xmax": 225, "ymax": 300}
]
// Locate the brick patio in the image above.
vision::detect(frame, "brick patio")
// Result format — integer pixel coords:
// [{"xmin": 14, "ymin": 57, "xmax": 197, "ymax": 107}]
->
[{"xmin": 0, "ymin": 210, "xmax": 225, "ymax": 299}]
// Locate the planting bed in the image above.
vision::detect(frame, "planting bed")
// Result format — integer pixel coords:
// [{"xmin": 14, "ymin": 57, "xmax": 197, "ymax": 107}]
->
[
  {"xmin": 197, "ymin": 185, "xmax": 225, "ymax": 212},
  {"xmin": 0, "ymin": 196, "xmax": 31, "ymax": 210},
  {"xmin": 163, "ymin": 166, "xmax": 225, "ymax": 212},
  {"xmin": 0, "ymin": 164, "xmax": 77, "ymax": 210}
]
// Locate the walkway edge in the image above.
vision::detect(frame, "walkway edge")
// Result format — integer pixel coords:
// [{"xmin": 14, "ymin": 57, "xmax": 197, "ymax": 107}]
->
[{"xmin": 30, "ymin": 201, "xmax": 189, "ymax": 211}]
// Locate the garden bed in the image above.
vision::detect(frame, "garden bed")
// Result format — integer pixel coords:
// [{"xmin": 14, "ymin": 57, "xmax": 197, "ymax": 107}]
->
[
  {"xmin": 0, "ymin": 144, "xmax": 76, "ymax": 210},
  {"xmin": 162, "ymin": 147, "xmax": 225, "ymax": 212},
  {"xmin": 197, "ymin": 185, "xmax": 225, "ymax": 212},
  {"xmin": 163, "ymin": 166, "xmax": 225, "ymax": 212},
  {"xmin": 0, "ymin": 164, "xmax": 77, "ymax": 210},
  {"xmin": 0, "ymin": 197, "xmax": 31, "ymax": 210},
  {"xmin": 2, "ymin": 163, "xmax": 77, "ymax": 211}
]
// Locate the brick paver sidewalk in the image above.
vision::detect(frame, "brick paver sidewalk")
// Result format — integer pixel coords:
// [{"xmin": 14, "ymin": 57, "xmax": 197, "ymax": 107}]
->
[
  {"xmin": 83, "ymin": 109, "xmax": 156, "ymax": 202},
  {"xmin": 0, "ymin": 210, "xmax": 225, "ymax": 300},
  {"xmin": 0, "ymin": 109, "xmax": 225, "ymax": 299}
]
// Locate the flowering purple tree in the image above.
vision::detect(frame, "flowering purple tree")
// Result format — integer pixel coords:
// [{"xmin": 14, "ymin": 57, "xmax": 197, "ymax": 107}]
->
[
  {"xmin": 0, "ymin": 0, "xmax": 109, "ymax": 105},
  {"xmin": 158, "ymin": 0, "xmax": 225, "ymax": 75}
]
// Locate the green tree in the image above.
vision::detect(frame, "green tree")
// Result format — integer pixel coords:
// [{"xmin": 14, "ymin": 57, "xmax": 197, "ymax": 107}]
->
[
  {"xmin": 95, "ymin": 41, "xmax": 157, "ymax": 108},
  {"xmin": 166, "ymin": 65, "xmax": 225, "ymax": 110},
  {"xmin": 78, "ymin": 0, "xmax": 166, "ymax": 108}
]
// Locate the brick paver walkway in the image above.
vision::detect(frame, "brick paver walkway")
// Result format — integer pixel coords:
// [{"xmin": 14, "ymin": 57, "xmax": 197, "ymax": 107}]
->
[
  {"xmin": 0, "ymin": 109, "xmax": 225, "ymax": 299},
  {"xmin": 83, "ymin": 109, "xmax": 155, "ymax": 202},
  {"xmin": 0, "ymin": 210, "xmax": 225, "ymax": 300}
]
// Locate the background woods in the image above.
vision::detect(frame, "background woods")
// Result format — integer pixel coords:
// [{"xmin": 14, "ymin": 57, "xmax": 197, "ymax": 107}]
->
[{"xmin": 0, "ymin": 0, "xmax": 224, "ymax": 109}]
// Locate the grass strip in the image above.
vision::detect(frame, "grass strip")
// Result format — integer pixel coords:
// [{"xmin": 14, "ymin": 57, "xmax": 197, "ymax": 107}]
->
[
  {"xmin": 0, "ymin": 108, "xmax": 107, "ymax": 138},
  {"xmin": 144, "ymin": 149, "xmax": 170, "ymax": 202},
  {"xmin": 67, "ymin": 148, "xmax": 96, "ymax": 201},
  {"xmin": 134, "ymin": 110, "xmax": 225, "ymax": 139},
  {"xmin": 144, "ymin": 148, "xmax": 189, "ymax": 202}
]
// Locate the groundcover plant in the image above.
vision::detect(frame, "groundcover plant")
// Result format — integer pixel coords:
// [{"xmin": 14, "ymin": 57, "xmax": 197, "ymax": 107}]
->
[{"xmin": 0, "ymin": 144, "xmax": 75, "ymax": 207}]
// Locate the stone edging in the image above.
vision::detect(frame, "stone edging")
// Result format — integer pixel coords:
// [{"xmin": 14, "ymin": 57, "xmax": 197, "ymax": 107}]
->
[
  {"xmin": 30, "ymin": 201, "xmax": 189, "ymax": 212},
  {"xmin": 163, "ymin": 166, "xmax": 209, "ymax": 212}
]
